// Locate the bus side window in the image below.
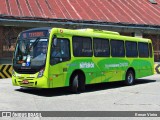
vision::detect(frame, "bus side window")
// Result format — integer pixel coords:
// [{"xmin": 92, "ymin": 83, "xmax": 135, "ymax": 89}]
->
[
  {"xmin": 93, "ymin": 38, "xmax": 110, "ymax": 57},
  {"xmin": 138, "ymin": 42, "xmax": 149, "ymax": 58},
  {"xmin": 111, "ymin": 40, "xmax": 125, "ymax": 57},
  {"xmin": 73, "ymin": 36, "xmax": 92, "ymax": 57},
  {"xmin": 50, "ymin": 38, "xmax": 70, "ymax": 65},
  {"xmin": 73, "ymin": 42, "xmax": 80, "ymax": 56},
  {"xmin": 149, "ymin": 43, "xmax": 153, "ymax": 58},
  {"xmin": 125, "ymin": 41, "xmax": 138, "ymax": 57}
]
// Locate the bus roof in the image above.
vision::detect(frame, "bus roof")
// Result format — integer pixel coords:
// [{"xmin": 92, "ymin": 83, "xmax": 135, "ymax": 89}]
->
[
  {"xmin": 54, "ymin": 28, "xmax": 151, "ymax": 43},
  {"xmin": 76, "ymin": 28, "xmax": 120, "ymax": 35},
  {"xmin": 22, "ymin": 27, "xmax": 52, "ymax": 33}
]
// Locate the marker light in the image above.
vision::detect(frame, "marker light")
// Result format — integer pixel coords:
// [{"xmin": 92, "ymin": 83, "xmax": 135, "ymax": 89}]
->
[{"xmin": 37, "ymin": 69, "xmax": 44, "ymax": 78}]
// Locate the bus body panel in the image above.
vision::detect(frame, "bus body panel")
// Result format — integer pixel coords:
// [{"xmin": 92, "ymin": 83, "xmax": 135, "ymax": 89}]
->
[{"xmin": 12, "ymin": 72, "xmax": 49, "ymax": 88}]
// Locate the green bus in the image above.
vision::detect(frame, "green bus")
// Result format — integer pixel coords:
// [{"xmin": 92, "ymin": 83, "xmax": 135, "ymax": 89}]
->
[{"xmin": 12, "ymin": 27, "xmax": 154, "ymax": 93}]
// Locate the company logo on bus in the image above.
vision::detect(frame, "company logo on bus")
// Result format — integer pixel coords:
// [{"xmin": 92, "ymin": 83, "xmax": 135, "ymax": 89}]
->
[
  {"xmin": 105, "ymin": 62, "xmax": 128, "ymax": 68},
  {"xmin": 80, "ymin": 62, "xmax": 94, "ymax": 68}
]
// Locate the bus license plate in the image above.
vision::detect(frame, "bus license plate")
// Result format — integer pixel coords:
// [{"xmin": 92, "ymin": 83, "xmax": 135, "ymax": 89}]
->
[{"xmin": 22, "ymin": 80, "xmax": 29, "ymax": 84}]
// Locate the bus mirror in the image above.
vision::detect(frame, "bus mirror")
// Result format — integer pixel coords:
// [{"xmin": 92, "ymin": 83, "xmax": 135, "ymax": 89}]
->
[{"xmin": 53, "ymin": 37, "xmax": 57, "ymax": 46}]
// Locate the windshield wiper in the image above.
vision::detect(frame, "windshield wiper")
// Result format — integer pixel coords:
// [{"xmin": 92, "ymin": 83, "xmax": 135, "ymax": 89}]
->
[{"xmin": 29, "ymin": 37, "xmax": 40, "ymax": 50}]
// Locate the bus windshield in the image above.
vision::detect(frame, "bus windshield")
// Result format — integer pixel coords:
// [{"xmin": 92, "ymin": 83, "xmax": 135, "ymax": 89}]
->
[{"xmin": 14, "ymin": 38, "xmax": 48, "ymax": 67}]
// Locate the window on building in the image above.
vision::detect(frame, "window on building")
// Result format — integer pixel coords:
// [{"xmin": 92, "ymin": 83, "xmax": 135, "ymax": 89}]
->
[{"xmin": 149, "ymin": 0, "xmax": 157, "ymax": 4}]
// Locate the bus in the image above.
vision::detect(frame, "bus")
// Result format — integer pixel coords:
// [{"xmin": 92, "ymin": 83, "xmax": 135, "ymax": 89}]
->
[{"xmin": 12, "ymin": 27, "xmax": 154, "ymax": 93}]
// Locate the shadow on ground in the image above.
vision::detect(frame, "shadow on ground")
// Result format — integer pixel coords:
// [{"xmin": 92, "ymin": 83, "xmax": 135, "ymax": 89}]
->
[{"xmin": 15, "ymin": 79, "xmax": 156, "ymax": 97}]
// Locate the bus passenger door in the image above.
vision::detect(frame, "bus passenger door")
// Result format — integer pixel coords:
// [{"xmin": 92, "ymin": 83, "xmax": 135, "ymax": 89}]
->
[{"xmin": 49, "ymin": 38, "xmax": 70, "ymax": 88}]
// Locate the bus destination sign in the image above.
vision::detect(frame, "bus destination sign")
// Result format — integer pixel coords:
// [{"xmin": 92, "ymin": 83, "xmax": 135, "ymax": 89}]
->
[{"xmin": 20, "ymin": 31, "xmax": 48, "ymax": 39}]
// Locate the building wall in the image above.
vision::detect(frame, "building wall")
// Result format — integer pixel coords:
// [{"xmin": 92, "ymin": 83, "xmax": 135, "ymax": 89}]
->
[
  {"xmin": 143, "ymin": 34, "xmax": 160, "ymax": 62},
  {"xmin": 0, "ymin": 26, "xmax": 27, "ymax": 64}
]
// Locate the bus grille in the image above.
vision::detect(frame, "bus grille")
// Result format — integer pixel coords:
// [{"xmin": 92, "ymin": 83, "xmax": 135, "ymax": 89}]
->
[
  {"xmin": 15, "ymin": 69, "xmax": 37, "ymax": 74},
  {"xmin": 17, "ymin": 77, "xmax": 35, "ymax": 80}
]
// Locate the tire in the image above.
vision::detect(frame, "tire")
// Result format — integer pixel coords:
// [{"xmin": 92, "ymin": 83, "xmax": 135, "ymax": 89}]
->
[
  {"xmin": 78, "ymin": 74, "xmax": 85, "ymax": 92},
  {"xmin": 125, "ymin": 70, "xmax": 135, "ymax": 86},
  {"xmin": 71, "ymin": 75, "xmax": 78, "ymax": 93},
  {"xmin": 70, "ymin": 73, "xmax": 85, "ymax": 93}
]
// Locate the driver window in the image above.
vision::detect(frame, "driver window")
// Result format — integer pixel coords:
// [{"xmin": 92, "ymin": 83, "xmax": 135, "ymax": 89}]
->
[{"xmin": 50, "ymin": 38, "xmax": 70, "ymax": 65}]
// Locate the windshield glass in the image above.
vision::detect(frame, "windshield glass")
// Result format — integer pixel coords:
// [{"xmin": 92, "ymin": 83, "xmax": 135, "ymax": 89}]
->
[{"xmin": 14, "ymin": 38, "xmax": 48, "ymax": 67}]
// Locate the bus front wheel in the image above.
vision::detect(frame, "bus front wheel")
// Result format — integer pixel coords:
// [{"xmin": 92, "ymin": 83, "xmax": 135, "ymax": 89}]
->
[
  {"xmin": 125, "ymin": 70, "xmax": 135, "ymax": 86},
  {"xmin": 71, "ymin": 75, "xmax": 78, "ymax": 93}
]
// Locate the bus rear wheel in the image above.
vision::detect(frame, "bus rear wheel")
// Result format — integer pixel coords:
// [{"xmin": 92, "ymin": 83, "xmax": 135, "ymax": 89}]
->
[
  {"xmin": 70, "ymin": 73, "xmax": 85, "ymax": 93},
  {"xmin": 125, "ymin": 70, "xmax": 135, "ymax": 86}
]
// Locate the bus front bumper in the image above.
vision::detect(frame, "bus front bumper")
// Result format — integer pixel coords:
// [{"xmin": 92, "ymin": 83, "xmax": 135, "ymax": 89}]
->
[{"xmin": 12, "ymin": 74, "xmax": 49, "ymax": 88}]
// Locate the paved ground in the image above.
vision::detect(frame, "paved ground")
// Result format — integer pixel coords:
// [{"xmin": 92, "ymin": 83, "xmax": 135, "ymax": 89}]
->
[{"xmin": 0, "ymin": 74, "xmax": 160, "ymax": 120}]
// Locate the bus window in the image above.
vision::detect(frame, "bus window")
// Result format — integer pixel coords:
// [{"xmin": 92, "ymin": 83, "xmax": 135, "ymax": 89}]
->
[
  {"xmin": 50, "ymin": 38, "xmax": 70, "ymax": 65},
  {"xmin": 111, "ymin": 40, "xmax": 125, "ymax": 57},
  {"xmin": 149, "ymin": 43, "xmax": 153, "ymax": 58},
  {"xmin": 73, "ymin": 36, "xmax": 92, "ymax": 57},
  {"xmin": 125, "ymin": 41, "xmax": 138, "ymax": 57},
  {"xmin": 93, "ymin": 38, "xmax": 110, "ymax": 57},
  {"xmin": 138, "ymin": 42, "xmax": 149, "ymax": 58}
]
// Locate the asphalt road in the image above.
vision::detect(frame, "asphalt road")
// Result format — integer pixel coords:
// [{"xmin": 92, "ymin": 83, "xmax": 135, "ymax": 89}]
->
[{"xmin": 0, "ymin": 74, "xmax": 160, "ymax": 120}]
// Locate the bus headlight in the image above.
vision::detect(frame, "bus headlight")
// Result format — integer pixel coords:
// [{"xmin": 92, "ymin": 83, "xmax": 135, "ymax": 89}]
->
[{"xmin": 37, "ymin": 69, "xmax": 44, "ymax": 78}]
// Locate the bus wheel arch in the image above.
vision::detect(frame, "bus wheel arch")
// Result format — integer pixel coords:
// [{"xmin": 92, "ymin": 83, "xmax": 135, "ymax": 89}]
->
[
  {"xmin": 125, "ymin": 68, "xmax": 135, "ymax": 86},
  {"xmin": 69, "ymin": 70, "xmax": 86, "ymax": 93}
]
